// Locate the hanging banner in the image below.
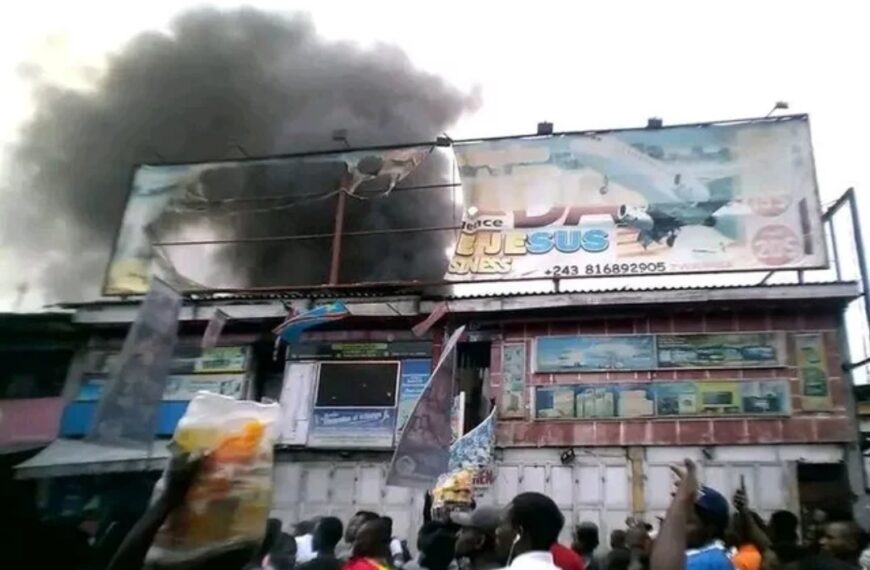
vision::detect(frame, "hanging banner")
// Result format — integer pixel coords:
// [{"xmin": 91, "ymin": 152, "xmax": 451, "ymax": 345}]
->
[
  {"xmin": 657, "ymin": 333, "xmax": 786, "ymax": 369},
  {"xmin": 88, "ymin": 279, "xmax": 182, "ymax": 446},
  {"xmin": 500, "ymin": 343, "xmax": 527, "ymax": 418},
  {"xmin": 446, "ymin": 116, "xmax": 826, "ymax": 281},
  {"xmin": 796, "ymin": 333, "xmax": 832, "ymax": 411},
  {"xmin": 387, "ymin": 325, "xmax": 465, "ymax": 489},
  {"xmin": 535, "ymin": 335, "xmax": 656, "ymax": 372},
  {"xmin": 449, "ymin": 409, "xmax": 496, "ymax": 495}
]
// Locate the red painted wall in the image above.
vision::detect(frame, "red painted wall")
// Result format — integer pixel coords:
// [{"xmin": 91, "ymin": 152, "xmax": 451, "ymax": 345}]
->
[{"xmin": 489, "ymin": 308, "xmax": 853, "ymax": 447}]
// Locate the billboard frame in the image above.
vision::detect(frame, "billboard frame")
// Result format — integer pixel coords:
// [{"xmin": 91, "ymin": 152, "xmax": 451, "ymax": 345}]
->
[{"xmin": 101, "ymin": 113, "xmax": 827, "ymax": 296}]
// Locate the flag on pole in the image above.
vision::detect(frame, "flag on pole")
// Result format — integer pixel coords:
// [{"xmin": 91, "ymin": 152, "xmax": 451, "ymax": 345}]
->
[
  {"xmin": 273, "ymin": 302, "xmax": 350, "ymax": 343},
  {"xmin": 88, "ymin": 278, "xmax": 182, "ymax": 447},
  {"xmin": 386, "ymin": 325, "xmax": 465, "ymax": 488}
]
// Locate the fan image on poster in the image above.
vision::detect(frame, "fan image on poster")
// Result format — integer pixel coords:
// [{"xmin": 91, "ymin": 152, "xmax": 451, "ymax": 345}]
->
[{"xmin": 446, "ymin": 116, "xmax": 827, "ymax": 281}]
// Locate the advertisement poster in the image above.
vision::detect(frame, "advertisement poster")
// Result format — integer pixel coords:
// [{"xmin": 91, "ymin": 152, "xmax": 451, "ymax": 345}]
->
[
  {"xmin": 387, "ymin": 326, "xmax": 464, "ymax": 489},
  {"xmin": 78, "ymin": 374, "xmax": 245, "ymax": 401},
  {"xmin": 795, "ymin": 333, "xmax": 832, "ymax": 411},
  {"xmin": 741, "ymin": 380, "xmax": 790, "ymax": 414},
  {"xmin": 395, "ymin": 359, "xmax": 432, "ymax": 434},
  {"xmin": 572, "ymin": 384, "xmax": 654, "ymax": 419},
  {"xmin": 657, "ymin": 333, "xmax": 786, "ymax": 368},
  {"xmin": 88, "ymin": 279, "xmax": 181, "ymax": 446},
  {"xmin": 535, "ymin": 385, "xmax": 576, "ymax": 418},
  {"xmin": 697, "ymin": 382, "xmax": 742, "ymax": 414},
  {"xmin": 308, "ymin": 408, "xmax": 396, "ymax": 448},
  {"xmin": 535, "ymin": 335, "xmax": 655, "ymax": 372},
  {"xmin": 500, "ymin": 343, "xmax": 526, "ymax": 418},
  {"xmin": 535, "ymin": 380, "xmax": 791, "ymax": 419},
  {"xmin": 288, "ymin": 341, "xmax": 432, "ymax": 360},
  {"xmin": 446, "ymin": 116, "xmax": 826, "ymax": 282},
  {"xmin": 654, "ymin": 383, "xmax": 699, "ymax": 415},
  {"xmin": 104, "ymin": 147, "xmax": 435, "ymax": 295}
]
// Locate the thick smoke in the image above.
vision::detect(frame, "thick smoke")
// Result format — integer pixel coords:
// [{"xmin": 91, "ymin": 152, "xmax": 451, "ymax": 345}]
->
[{"xmin": 4, "ymin": 8, "xmax": 477, "ymax": 301}]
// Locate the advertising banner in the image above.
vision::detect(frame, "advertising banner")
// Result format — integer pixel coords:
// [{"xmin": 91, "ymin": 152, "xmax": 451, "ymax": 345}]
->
[
  {"xmin": 535, "ymin": 335, "xmax": 656, "ymax": 372},
  {"xmin": 449, "ymin": 409, "xmax": 496, "ymax": 471},
  {"xmin": 308, "ymin": 408, "xmax": 396, "ymax": 448},
  {"xmin": 446, "ymin": 116, "xmax": 826, "ymax": 281},
  {"xmin": 657, "ymin": 333, "xmax": 786, "ymax": 368},
  {"xmin": 795, "ymin": 333, "xmax": 832, "ymax": 411},
  {"xmin": 395, "ymin": 359, "xmax": 433, "ymax": 435},
  {"xmin": 104, "ymin": 146, "xmax": 435, "ymax": 295},
  {"xmin": 289, "ymin": 341, "xmax": 432, "ymax": 361},
  {"xmin": 387, "ymin": 326, "xmax": 464, "ymax": 489},
  {"xmin": 88, "ymin": 278, "xmax": 182, "ymax": 446},
  {"xmin": 86, "ymin": 345, "xmax": 248, "ymax": 375},
  {"xmin": 78, "ymin": 374, "xmax": 245, "ymax": 401},
  {"xmin": 535, "ymin": 379, "xmax": 790, "ymax": 419},
  {"xmin": 500, "ymin": 343, "xmax": 527, "ymax": 418}
]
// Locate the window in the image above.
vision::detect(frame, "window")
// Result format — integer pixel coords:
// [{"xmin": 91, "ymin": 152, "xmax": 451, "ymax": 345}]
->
[{"xmin": 315, "ymin": 362, "xmax": 399, "ymax": 407}]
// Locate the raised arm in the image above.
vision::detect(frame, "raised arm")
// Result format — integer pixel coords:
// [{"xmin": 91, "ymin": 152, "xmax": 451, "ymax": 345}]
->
[
  {"xmin": 106, "ymin": 452, "xmax": 202, "ymax": 570},
  {"xmin": 650, "ymin": 459, "xmax": 698, "ymax": 570}
]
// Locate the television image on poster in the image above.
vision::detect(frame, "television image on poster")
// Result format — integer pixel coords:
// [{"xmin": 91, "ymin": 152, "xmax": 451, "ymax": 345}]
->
[
  {"xmin": 698, "ymin": 382, "xmax": 741, "ymax": 414},
  {"xmin": 741, "ymin": 380, "xmax": 790, "ymax": 414},
  {"xmin": 654, "ymin": 383, "xmax": 699, "ymax": 416}
]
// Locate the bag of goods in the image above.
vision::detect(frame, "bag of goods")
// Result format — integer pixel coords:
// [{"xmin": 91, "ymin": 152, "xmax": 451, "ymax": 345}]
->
[
  {"xmin": 147, "ymin": 391, "xmax": 280, "ymax": 564},
  {"xmin": 430, "ymin": 469, "xmax": 474, "ymax": 521}
]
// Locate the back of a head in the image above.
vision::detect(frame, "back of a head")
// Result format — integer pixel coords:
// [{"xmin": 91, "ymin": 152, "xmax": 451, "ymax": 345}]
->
[
  {"xmin": 296, "ymin": 517, "xmax": 321, "ymax": 537},
  {"xmin": 770, "ymin": 510, "xmax": 799, "ymax": 542},
  {"xmin": 606, "ymin": 547, "xmax": 631, "ymax": 570},
  {"xmin": 511, "ymin": 492, "xmax": 565, "ymax": 551},
  {"xmin": 417, "ymin": 521, "xmax": 457, "ymax": 570},
  {"xmin": 314, "ymin": 517, "xmax": 344, "ymax": 553},
  {"xmin": 354, "ymin": 517, "xmax": 392, "ymax": 559},
  {"xmin": 574, "ymin": 522, "xmax": 600, "ymax": 553},
  {"xmin": 610, "ymin": 529, "xmax": 627, "ymax": 549}
]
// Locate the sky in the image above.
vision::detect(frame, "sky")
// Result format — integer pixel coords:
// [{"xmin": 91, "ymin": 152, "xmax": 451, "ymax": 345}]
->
[{"xmin": 1, "ymin": 0, "xmax": 870, "ymax": 362}]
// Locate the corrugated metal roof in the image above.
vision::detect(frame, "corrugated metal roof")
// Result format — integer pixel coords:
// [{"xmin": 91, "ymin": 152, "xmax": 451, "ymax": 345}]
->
[
  {"xmin": 442, "ymin": 280, "xmax": 860, "ymax": 299},
  {"xmin": 56, "ymin": 280, "xmax": 859, "ymax": 308}
]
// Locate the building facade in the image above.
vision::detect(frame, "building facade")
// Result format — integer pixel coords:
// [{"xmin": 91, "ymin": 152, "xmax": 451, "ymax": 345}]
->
[{"xmin": 10, "ymin": 281, "xmax": 865, "ymax": 544}]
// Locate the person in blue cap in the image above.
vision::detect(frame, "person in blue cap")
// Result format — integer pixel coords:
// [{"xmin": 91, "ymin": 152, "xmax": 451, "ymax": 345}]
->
[{"xmin": 684, "ymin": 484, "xmax": 732, "ymax": 570}]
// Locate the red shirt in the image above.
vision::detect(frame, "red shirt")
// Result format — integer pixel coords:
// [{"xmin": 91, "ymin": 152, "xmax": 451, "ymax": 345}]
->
[{"xmin": 551, "ymin": 544, "xmax": 586, "ymax": 570}]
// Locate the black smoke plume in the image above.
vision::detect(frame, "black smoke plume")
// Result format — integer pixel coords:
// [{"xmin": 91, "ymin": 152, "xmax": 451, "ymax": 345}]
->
[{"xmin": 5, "ymin": 7, "xmax": 477, "ymax": 301}]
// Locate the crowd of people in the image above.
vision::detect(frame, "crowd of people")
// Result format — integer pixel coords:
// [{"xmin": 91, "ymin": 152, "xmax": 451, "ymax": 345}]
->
[{"xmin": 102, "ymin": 455, "xmax": 870, "ymax": 570}]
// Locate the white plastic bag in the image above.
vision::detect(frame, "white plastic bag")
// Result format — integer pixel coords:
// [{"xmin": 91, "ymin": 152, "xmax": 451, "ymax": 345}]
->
[{"xmin": 147, "ymin": 391, "xmax": 280, "ymax": 564}]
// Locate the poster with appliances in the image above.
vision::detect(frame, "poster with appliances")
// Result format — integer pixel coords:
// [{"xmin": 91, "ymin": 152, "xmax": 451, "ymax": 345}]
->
[{"xmin": 795, "ymin": 333, "xmax": 832, "ymax": 411}]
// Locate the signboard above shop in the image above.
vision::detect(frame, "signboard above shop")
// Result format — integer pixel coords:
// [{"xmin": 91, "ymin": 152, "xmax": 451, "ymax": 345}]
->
[
  {"xmin": 101, "ymin": 115, "xmax": 826, "ymax": 294},
  {"xmin": 288, "ymin": 341, "xmax": 431, "ymax": 360}
]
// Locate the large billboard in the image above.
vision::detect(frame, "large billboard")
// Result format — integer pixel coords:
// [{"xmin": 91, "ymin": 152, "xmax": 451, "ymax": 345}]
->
[
  {"xmin": 446, "ymin": 116, "xmax": 826, "ymax": 281},
  {"xmin": 104, "ymin": 115, "xmax": 825, "ymax": 294},
  {"xmin": 103, "ymin": 145, "xmax": 452, "ymax": 295}
]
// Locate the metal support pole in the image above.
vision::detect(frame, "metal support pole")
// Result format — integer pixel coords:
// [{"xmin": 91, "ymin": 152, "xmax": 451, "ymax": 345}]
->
[
  {"xmin": 829, "ymin": 219, "xmax": 843, "ymax": 281},
  {"xmin": 329, "ymin": 192, "xmax": 347, "ymax": 284},
  {"xmin": 846, "ymin": 188, "xmax": 870, "ymax": 330}
]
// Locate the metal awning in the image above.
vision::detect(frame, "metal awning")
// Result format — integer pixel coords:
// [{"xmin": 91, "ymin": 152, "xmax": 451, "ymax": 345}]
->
[{"xmin": 14, "ymin": 438, "xmax": 171, "ymax": 479}]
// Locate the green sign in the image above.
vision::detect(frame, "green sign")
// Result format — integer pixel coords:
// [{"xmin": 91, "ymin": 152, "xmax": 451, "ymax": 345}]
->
[{"xmin": 288, "ymin": 341, "xmax": 431, "ymax": 360}]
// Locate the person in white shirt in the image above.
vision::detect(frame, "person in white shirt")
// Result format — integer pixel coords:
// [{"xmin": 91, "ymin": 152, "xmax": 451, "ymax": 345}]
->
[{"xmin": 494, "ymin": 492, "xmax": 565, "ymax": 570}]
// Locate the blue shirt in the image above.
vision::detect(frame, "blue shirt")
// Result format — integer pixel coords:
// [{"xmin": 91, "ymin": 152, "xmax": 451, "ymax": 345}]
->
[{"xmin": 686, "ymin": 541, "xmax": 732, "ymax": 570}]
